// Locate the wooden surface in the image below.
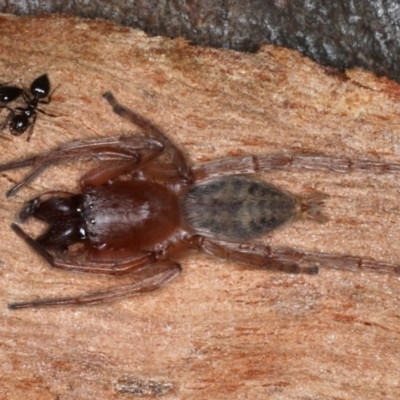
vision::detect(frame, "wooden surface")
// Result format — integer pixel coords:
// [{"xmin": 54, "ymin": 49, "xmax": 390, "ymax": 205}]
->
[{"xmin": 1, "ymin": 13, "xmax": 400, "ymax": 400}]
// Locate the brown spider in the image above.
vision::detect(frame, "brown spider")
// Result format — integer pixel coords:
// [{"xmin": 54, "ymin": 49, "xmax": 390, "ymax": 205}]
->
[{"xmin": 3, "ymin": 91, "xmax": 400, "ymax": 309}]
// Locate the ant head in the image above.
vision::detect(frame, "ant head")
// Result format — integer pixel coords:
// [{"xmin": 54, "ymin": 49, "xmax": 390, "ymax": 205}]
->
[{"xmin": 30, "ymin": 74, "xmax": 50, "ymax": 98}]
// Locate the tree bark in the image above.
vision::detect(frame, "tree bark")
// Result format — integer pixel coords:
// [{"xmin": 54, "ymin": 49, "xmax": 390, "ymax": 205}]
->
[
  {"xmin": 1, "ymin": 13, "xmax": 400, "ymax": 399},
  {"xmin": 1, "ymin": 1, "xmax": 400, "ymax": 82}
]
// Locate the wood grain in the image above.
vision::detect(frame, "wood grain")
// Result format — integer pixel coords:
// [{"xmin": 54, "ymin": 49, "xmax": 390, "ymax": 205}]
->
[{"xmin": 1, "ymin": 13, "xmax": 400, "ymax": 400}]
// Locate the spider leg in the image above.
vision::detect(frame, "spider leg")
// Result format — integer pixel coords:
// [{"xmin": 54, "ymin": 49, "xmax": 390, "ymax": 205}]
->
[
  {"xmin": 5, "ymin": 164, "xmax": 48, "ymax": 198},
  {"xmin": 196, "ymin": 237, "xmax": 400, "ymax": 275},
  {"xmin": 0, "ymin": 134, "xmax": 164, "ymax": 197},
  {"xmin": 103, "ymin": 91, "xmax": 191, "ymax": 182},
  {"xmin": 269, "ymin": 246, "xmax": 400, "ymax": 275},
  {"xmin": 193, "ymin": 154, "xmax": 400, "ymax": 181},
  {"xmin": 11, "ymin": 223, "xmax": 157, "ymax": 275},
  {"xmin": 194, "ymin": 236, "xmax": 318, "ymax": 275},
  {"xmin": 8, "ymin": 260, "xmax": 181, "ymax": 309},
  {"xmin": 79, "ymin": 160, "xmax": 149, "ymax": 188}
]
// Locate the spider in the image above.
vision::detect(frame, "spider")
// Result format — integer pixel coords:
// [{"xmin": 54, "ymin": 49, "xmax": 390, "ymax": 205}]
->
[{"xmin": 3, "ymin": 91, "xmax": 400, "ymax": 309}]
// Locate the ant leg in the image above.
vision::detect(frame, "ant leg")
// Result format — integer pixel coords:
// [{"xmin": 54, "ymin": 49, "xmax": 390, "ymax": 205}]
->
[
  {"xmin": 27, "ymin": 83, "xmax": 59, "ymax": 141},
  {"xmin": 193, "ymin": 236, "xmax": 318, "ymax": 275},
  {"xmin": 193, "ymin": 154, "xmax": 400, "ymax": 181},
  {"xmin": 0, "ymin": 134, "xmax": 164, "ymax": 197},
  {"xmin": 103, "ymin": 91, "xmax": 191, "ymax": 181},
  {"xmin": 36, "ymin": 107, "xmax": 57, "ymax": 118},
  {"xmin": 26, "ymin": 113, "xmax": 37, "ymax": 142},
  {"xmin": 11, "ymin": 223, "xmax": 157, "ymax": 275},
  {"xmin": 36, "ymin": 108, "xmax": 57, "ymax": 117},
  {"xmin": 38, "ymin": 83, "xmax": 60, "ymax": 105},
  {"xmin": 0, "ymin": 107, "xmax": 13, "ymax": 140},
  {"xmin": 8, "ymin": 260, "xmax": 181, "ymax": 309}
]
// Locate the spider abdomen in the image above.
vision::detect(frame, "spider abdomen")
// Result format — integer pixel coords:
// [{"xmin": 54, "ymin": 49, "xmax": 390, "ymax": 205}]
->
[{"xmin": 182, "ymin": 176, "xmax": 298, "ymax": 241}]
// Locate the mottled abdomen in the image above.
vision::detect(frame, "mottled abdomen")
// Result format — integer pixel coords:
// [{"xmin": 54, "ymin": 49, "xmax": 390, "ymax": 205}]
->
[{"xmin": 182, "ymin": 176, "xmax": 298, "ymax": 241}]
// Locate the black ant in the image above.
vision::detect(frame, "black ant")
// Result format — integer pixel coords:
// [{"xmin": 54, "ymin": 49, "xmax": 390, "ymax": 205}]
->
[{"xmin": 1, "ymin": 74, "xmax": 56, "ymax": 141}]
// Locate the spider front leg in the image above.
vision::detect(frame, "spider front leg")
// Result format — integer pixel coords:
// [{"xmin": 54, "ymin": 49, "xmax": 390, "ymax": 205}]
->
[
  {"xmin": 8, "ymin": 224, "xmax": 182, "ymax": 309},
  {"xmin": 103, "ymin": 91, "xmax": 191, "ymax": 181},
  {"xmin": 0, "ymin": 134, "xmax": 164, "ymax": 197},
  {"xmin": 8, "ymin": 260, "xmax": 181, "ymax": 309}
]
